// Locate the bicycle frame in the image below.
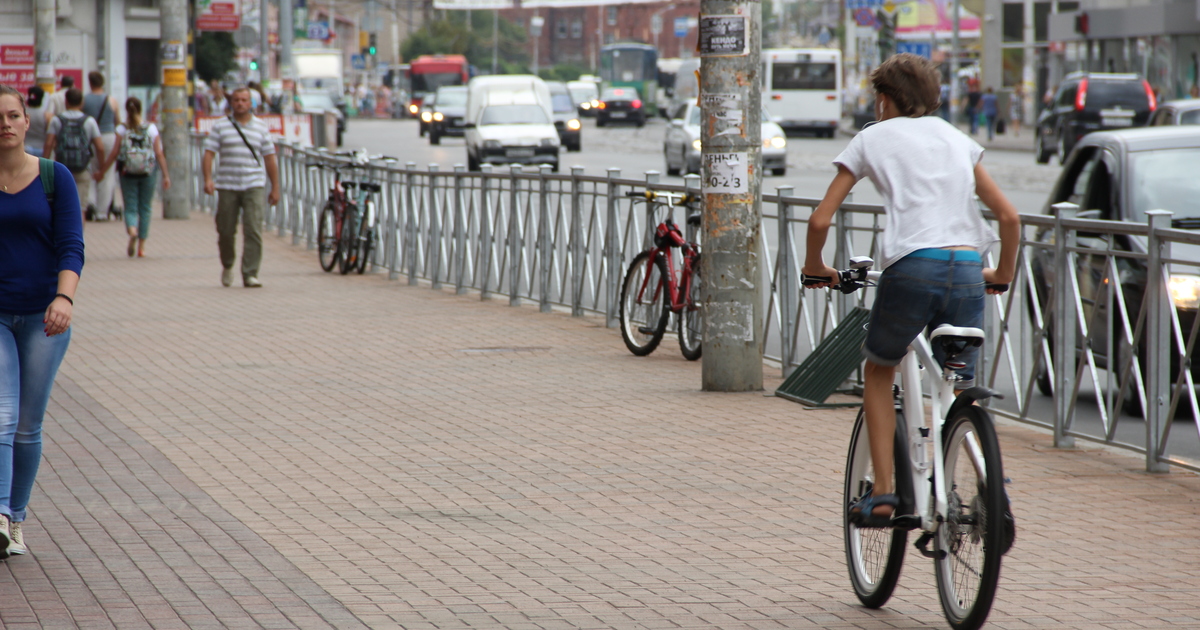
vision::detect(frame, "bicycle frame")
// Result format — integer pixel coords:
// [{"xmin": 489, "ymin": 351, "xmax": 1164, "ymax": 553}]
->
[
  {"xmin": 899, "ymin": 334, "xmax": 960, "ymax": 533},
  {"xmin": 636, "ymin": 238, "xmax": 699, "ymax": 314}
]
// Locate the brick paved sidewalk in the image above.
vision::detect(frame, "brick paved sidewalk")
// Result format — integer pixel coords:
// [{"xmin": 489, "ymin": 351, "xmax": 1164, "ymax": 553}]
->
[{"xmin": 2, "ymin": 211, "xmax": 1198, "ymax": 629}]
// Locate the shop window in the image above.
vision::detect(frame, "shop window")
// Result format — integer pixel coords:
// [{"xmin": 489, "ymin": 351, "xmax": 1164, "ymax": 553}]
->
[
  {"xmin": 571, "ymin": 20, "xmax": 582, "ymax": 39},
  {"xmin": 127, "ymin": 38, "xmax": 160, "ymax": 86},
  {"xmin": 607, "ymin": 6, "xmax": 617, "ymax": 26},
  {"xmin": 557, "ymin": 19, "xmax": 568, "ymax": 39}
]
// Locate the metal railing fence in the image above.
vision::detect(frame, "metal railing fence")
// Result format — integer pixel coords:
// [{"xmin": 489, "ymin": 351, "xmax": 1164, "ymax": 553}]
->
[{"xmin": 188, "ymin": 135, "xmax": 1200, "ymax": 473}]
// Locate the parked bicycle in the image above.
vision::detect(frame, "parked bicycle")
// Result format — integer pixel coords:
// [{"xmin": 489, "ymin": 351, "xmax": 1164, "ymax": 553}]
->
[
  {"xmin": 618, "ymin": 189, "xmax": 702, "ymax": 360},
  {"xmin": 311, "ymin": 153, "xmax": 384, "ymax": 275},
  {"xmin": 803, "ymin": 257, "xmax": 1016, "ymax": 630}
]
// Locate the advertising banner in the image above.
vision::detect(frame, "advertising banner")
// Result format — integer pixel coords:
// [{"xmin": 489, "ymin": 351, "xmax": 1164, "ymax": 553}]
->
[
  {"xmin": 197, "ymin": 0, "xmax": 242, "ymax": 32},
  {"xmin": 895, "ymin": 0, "xmax": 980, "ymax": 35},
  {"xmin": 431, "ymin": 0, "xmax": 512, "ymax": 8},
  {"xmin": 0, "ymin": 43, "xmax": 82, "ymax": 93}
]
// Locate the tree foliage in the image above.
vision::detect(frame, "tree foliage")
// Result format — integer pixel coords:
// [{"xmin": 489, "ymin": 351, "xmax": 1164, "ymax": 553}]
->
[
  {"xmin": 195, "ymin": 32, "xmax": 238, "ymax": 83},
  {"xmin": 401, "ymin": 12, "xmax": 529, "ymax": 74}
]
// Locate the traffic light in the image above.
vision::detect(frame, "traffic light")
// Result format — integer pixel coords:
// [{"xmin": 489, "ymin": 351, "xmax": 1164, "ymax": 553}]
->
[
  {"xmin": 1074, "ymin": 12, "xmax": 1089, "ymax": 37},
  {"xmin": 249, "ymin": 58, "xmax": 259, "ymax": 71},
  {"xmin": 368, "ymin": 33, "xmax": 377, "ymax": 56}
]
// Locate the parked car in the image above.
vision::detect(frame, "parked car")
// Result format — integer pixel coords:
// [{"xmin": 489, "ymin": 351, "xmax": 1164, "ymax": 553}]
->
[
  {"xmin": 1028, "ymin": 126, "xmax": 1200, "ymax": 410},
  {"xmin": 663, "ymin": 101, "xmax": 788, "ymax": 176},
  {"xmin": 1148, "ymin": 99, "xmax": 1200, "ymax": 127},
  {"xmin": 567, "ymin": 80, "xmax": 599, "ymax": 117},
  {"xmin": 418, "ymin": 92, "xmax": 436, "ymax": 137},
  {"xmin": 1035, "ymin": 72, "xmax": 1156, "ymax": 165},
  {"xmin": 428, "ymin": 85, "xmax": 468, "ymax": 145},
  {"xmin": 464, "ymin": 75, "xmax": 560, "ymax": 172},
  {"xmin": 295, "ymin": 90, "xmax": 345, "ymax": 147},
  {"xmin": 546, "ymin": 81, "xmax": 582, "ymax": 152},
  {"xmin": 596, "ymin": 87, "xmax": 646, "ymax": 127}
]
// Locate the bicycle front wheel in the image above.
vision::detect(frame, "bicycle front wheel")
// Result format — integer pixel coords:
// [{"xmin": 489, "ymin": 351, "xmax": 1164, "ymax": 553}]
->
[
  {"xmin": 317, "ymin": 204, "xmax": 340, "ymax": 272},
  {"xmin": 935, "ymin": 405, "xmax": 1006, "ymax": 630},
  {"xmin": 339, "ymin": 204, "xmax": 361, "ymax": 275},
  {"xmin": 678, "ymin": 254, "xmax": 702, "ymax": 361},
  {"xmin": 619, "ymin": 251, "xmax": 668, "ymax": 356},
  {"xmin": 844, "ymin": 407, "xmax": 909, "ymax": 609},
  {"xmin": 355, "ymin": 200, "xmax": 376, "ymax": 275}
]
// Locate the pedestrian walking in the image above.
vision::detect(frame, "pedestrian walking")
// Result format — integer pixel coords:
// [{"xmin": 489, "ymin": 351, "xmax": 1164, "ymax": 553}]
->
[
  {"xmin": 82, "ymin": 71, "xmax": 122, "ymax": 221},
  {"xmin": 1009, "ymin": 84, "xmax": 1025, "ymax": 137},
  {"xmin": 206, "ymin": 80, "xmax": 229, "ymax": 117},
  {"xmin": 966, "ymin": 78, "xmax": 982, "ymax": 135},
  {"xmin": 981, "ymin": 87, "xmax": 999, "ymax": 141},
  {"xmin": 42, "ymin": 74, "xmax": 73, "ymax": 123},
  {"xmin": 201, "ymin": 87, "xmax": 279, "ymax": 288},
  {"xmin": 23, "ymin": 87, "xmax": 47, "ymax": 157},
  {"xmin": 0, "ymin": 84, "xmax": 85, "ymax": 559},
  {"xmin": 99, "ymin": 97, "xmax": 171, "ymax": 258},
  {"xmin": 43, "ymin": 88, "xmax": 106, "ymax": 223}
]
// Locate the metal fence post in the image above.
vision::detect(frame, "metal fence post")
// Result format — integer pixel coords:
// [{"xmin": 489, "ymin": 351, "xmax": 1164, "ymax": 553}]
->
[
  {"xmin": 480, "ymin": 165, "xmax": 494, "ymax": 299},
  {"xmin": 833, "ymin": 199, "xmax": 854, "ymax": 322},
  {"xmin": 642, "ymin": 171, "xmax": 661, "ymax": 251},
  {"xmin": 1144, "ymin": 209, "xmax": 1173, "ymax": 473},
  {"xmin": 1052, "ymin": 201, "xmax": 1078, "ymax": 449},
  {"xmin": 538, "ymin": 165, "xmax": 553, "ymax": 313},
  {"xmin": 605, "ymin": 167, "xmax": 622, "ymax": 327},
  {"xmin": 777, "ymin": 186, "xmax": 795, "ymax": 376},
  {"xmin": 428, "ymin": 164, "xmax": 443, "ymax": 290},
  {"xmin": 386, "ymin": 164, "xmax": 400, "ymax": 280},
  {"xmin": 509, "ymin": 165, "xmax": 522, "ymax": 306},
  {"xmin": 570, "ymin": 166, "xmax": 585, "ymax": 317},
  {"xmin": 405, "ymin": 163, "xmax": 419, "ymax": 286},
  {"xmin": 454, "ymin": 165, "xmax": 468, "ymax": 294}
]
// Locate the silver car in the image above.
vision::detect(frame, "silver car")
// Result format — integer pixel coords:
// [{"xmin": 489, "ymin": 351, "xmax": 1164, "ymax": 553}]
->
[
  {"xmin": 1148, "ymin": 99, "xmax": 1200, "ymax": 126},
  {"xmin": 663, "ymin": 101, "xmax": 788, "ymax": 176}
]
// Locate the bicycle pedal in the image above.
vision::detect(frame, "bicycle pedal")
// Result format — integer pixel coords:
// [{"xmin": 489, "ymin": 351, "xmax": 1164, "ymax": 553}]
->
[
  {"xmin": 637, "ymin": 326, "xmax": 658, "ymax": 335},
  {"xmin": 914, "ymin": 531, "xmax": 947, "ymax": 560},
  {"xmin": 890, "ymin": 514, "xmax": 921, "ymax": 531}
]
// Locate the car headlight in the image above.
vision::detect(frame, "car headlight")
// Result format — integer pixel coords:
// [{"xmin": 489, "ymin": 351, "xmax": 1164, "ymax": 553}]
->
[
  {"xmin": 483, "ymin": 140, "xmax": 502, "ymax": 149},
  {"xmin": 539, "ymin": 137, "xmax": 557, "ymax": 147},
  {"xmin": 768, "ymin": 135, "xmax": 787, "ymax": 149},
  {"xmin": 433, "ymin": 112, "xmax": 444, "ymax": 121},
  {"xmin": 421, "ymin": 111, "xmax": 432, "ymax": 122},
  {"xmin": 409, "ymin": 104, "xmax": 419, "ymax": 114},
  {"xmin": 566, "ymin": 119, "xmax": 581, "ymax": 131},
  {"xmin": 692, "ymin": 139, "xmax": 702, "ymax": 152},
  {"xmin": 590, "ymin": 99, "xmax": 599, "ymax": 108},
  {"xmin": 580, "ymin": 102, "xmax": 591, "ymax": 110},
  {"xmin": 1169, "ymin": 275, "xmax": 1200, "ymax": 309}
]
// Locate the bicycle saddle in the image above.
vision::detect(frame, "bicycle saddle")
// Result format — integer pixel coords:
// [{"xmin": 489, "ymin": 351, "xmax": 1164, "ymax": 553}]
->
[{"xmin": 928, "ymin": 324, "xmax": 985, "ymax": 346}]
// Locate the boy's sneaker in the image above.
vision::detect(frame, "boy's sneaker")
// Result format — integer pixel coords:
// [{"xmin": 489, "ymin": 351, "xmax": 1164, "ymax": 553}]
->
[
  {"xmin": 7, "ymin": 522, "xmax": 25, "ymax": 555},
  {"xmin": 0, "ymin": 516, "xmax": 10, "ymax": 559}
]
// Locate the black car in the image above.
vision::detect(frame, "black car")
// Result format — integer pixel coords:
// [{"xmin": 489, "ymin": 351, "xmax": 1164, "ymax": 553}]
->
[
  {"xmin": 1148, "ymin": 99, "xmax": 1200, "ymax": 127},
  {"xmin": 1028, "ymin": 127, "xmax": 1200, "ymax": 411},
  {"xmin": 546, "ymin": 81, "xmax": 582, "ymax": 151},
  {"xmin": 1035, "ymin": 72, "xmax": 1156, "ymax": 165},
  {"xmin": 596, "ymin": 87, "xmax": 646, "ymax": 127},
  {"xmin": 428, "ymin": 85, "xmax": 468, "ymax": 145}
]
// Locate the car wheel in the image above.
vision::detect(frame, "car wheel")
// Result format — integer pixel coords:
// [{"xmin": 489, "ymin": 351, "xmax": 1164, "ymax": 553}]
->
[
  {"xmin": 430, "ymin": 130, "xmax": 441, "ymax": 145},
  {"xmin": 419, "ymin": 124, "xmax": 426, "ymax": 137},
  {"xmin": 597, "ymin": 117, "xmax": 606, "ymax": 128},
  {"xmin": 467, "ymin": 152, "xmax": 480, "ymax": 171},
  {"xmin": 1057, "ymin": 132, "xmax": 1069, "ymax": 165},
  {"xmin": 772, "ymin": 167, "xmax": 787, "ymax": 176},
  {"xmin": 1035, "ymin": 131, "xmax": 1053, "ymax": 164},
  {"xmin": 665, "ymin": 147, "xmax": 680, "ymax": 176}
]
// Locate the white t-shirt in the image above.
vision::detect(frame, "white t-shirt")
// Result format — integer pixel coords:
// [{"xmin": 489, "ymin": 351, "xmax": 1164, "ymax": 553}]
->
[
  {"xmin": 834, "ymin": 116, "xmax": 997, "ymax": 270},
  {"xmin": 115, "ymin": 122, "xmax": 160, "ymax": 141},
  {"xmin": 47, "ymin": 110, "xmax": 102, "ymax": 141}
]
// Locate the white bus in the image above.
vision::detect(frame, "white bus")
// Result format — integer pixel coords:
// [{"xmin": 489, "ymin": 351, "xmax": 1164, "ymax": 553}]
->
[{"xmin": 762, "ymin": 48, "xmax": 842, "ymax": 138}]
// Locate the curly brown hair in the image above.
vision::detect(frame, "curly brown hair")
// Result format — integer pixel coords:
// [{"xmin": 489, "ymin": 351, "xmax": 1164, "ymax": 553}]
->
[{"xmin": 869, "ymin": 53, "xmax": 941, "ymax": 118}]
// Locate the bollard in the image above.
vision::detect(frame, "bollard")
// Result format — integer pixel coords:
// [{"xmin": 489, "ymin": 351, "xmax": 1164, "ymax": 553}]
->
[
  {"xmin": 605, "ymin": 168, "xmax": 622, "ymax": 327},
  {"xmin": 1051, "ymin": 201, "xmax": 1078, "ymax": 449},
  {"xmin": 777, "ymin": 186, "xmax": 795, "ymax": 376}
]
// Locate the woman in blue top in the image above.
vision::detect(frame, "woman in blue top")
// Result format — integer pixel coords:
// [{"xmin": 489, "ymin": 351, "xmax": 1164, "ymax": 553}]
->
[{"xmin": 0, "ymin": 84, "xmax": 85, "ymax": 558}]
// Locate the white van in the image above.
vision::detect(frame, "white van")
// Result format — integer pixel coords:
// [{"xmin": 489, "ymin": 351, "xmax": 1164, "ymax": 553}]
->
[
  {"xmin": 762, "ymin": 48, "xmax": 842, "ymax": 137},
  {"xmin": 464, "ymin": 75, "xmax": 560, "ymax": 172}
]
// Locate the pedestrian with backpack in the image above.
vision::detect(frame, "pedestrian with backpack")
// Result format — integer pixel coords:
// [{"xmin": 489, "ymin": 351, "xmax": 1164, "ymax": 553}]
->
[
  {"xmin": 99, "ymin": 97, "xmax": 171, "ymax": 257},
  {"xmin": 0, "ymin": 84, "xmax": 86, "ymax": 559},
  {"xmin": 43, "ymin": 88, "xmax": 105, "ymax": 223},
  {"xmin": 83, "ymin": 71, "xmax": 122, "ymax": 221}
]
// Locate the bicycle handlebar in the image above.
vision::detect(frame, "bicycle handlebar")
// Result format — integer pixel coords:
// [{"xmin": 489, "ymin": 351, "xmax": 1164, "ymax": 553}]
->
[
  {"xmin": 625, "ymin": 189, "xmax": 699, "ymax": 207},
  {"xmin": 802, "ymin": 258, "xmax": 1009, "ymax": 294}
]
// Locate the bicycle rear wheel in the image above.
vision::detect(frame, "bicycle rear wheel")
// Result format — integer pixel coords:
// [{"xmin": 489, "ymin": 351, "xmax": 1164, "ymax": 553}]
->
[
  {"xmin": 678, "ymin": 254, "xmax": 702, "ymax": 361},
  {"xmin": 935, "ymin": 405, "xmax": 1005, "ymax": 630},
  {"xmin": 619, "ymin": 250, "xmax": 669, "ymax": 356},
  {"xmin": 356, "ymin": 200, "xmax": 376, "ymax": 274},
  {"xmin": 338, "ymin": 204, "xmax": 361, "ymax": 275},
  {"xmin": 844, "ymin": 407, "xmax": 909, "ymax": 609},
  {"xmin": 317, "ymin": 203, "xmax": 340, "ymax": 272}
]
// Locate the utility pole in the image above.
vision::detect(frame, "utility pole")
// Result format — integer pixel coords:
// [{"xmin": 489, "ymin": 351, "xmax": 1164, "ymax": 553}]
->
[
  {"xmin": 34, "ymin": 0, "xmax": 55, "ymax": 94},
  {"xmin": 161, "ymin": 0, "xmax": 189, "ymax": 219},
  {"xmin": 491, "ymin": 9, "xmax": 498, "ymax": 74},
  {"xmin": 280, "ymin": 0, "xmax": 294, "ymax": 82},
  {"xmin": 697, "ymin": 1, "xmax": 763, "ymax": 391},
  {"xmin": 260, "ymin": 0, "xmax": 270, "ymax": 83},
  {"xmin": 950, "ymin": 0, "xmax": 960, "ymax": 123}
]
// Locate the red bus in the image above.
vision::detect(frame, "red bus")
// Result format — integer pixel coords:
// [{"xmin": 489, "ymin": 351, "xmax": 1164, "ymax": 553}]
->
[{"xmin": 406, "ymin": 54, "xmax": 470, "ymax": 116}]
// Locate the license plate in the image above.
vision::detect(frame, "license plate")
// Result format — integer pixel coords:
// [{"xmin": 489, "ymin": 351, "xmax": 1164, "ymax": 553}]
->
[
  {"xmin": 1102, "ymin": 116, "xmax": 1133, "ymax": 127},
  {"xmin": 452, "ymin": 118, "xmax": 463, "ymax": 126},
  {"xmin": 507, "ymin": 148, "xmax": 534, "ymax": 158},
  {"xmin": 610, "ymin": 111, "xmax": 627, "ymax": 119}
]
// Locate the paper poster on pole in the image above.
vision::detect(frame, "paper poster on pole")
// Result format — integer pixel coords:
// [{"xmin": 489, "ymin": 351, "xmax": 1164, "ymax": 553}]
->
[
  {"xmin": 703, "ymin": 152, "xmax": 749, "ymax": 194},
  {"xmin": 698, "ymin": 16, "xmax": 748, "ymax": 57}
]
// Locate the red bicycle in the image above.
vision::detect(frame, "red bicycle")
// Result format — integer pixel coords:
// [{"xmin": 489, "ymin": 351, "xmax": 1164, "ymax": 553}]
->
[
  {"xmin": 619, "ymin": 189, "xmax": 703, "ymax": 360},
  {"xmin": 312, "ymin": 158, "xmax": 381, "ymax": 275}
]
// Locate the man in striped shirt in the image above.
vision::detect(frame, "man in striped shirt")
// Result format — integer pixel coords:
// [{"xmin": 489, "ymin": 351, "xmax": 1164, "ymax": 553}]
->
[{"xmin": 202, "ymin": 87, "xmax": 280, "ymax": 288}]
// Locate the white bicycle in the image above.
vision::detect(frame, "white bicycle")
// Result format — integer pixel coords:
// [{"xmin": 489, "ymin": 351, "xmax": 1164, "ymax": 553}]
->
[{"xmin": 805, "ymin": 257, "xmax": 1016, "ymax": 630}]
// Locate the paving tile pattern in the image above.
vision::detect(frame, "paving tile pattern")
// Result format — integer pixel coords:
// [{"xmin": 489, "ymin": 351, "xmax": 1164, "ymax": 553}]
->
[{"xmin": 3, "ymin": 213, "xmax": 1198, "ymax": 629}]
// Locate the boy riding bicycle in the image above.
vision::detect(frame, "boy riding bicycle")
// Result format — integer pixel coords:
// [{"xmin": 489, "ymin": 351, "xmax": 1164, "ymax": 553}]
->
[{"xmin": 802, "ymin": 54, "xmax": 1021, "ymax": 527}]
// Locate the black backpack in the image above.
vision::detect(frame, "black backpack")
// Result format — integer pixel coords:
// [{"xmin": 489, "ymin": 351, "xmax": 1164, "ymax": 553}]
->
[{"xmin": 55, "ymin": 114, "xmax": 92, "ymax": 173}]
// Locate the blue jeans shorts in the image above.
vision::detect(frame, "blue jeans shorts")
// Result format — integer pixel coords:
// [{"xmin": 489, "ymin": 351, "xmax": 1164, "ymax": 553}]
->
[{"xmin": 863, "ymin": 249, "xmax": 986, "ymax": 386}]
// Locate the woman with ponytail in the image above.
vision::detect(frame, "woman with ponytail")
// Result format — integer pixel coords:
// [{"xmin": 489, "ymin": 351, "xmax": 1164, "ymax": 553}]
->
[{"xmin": 100, "ymin": 96, "xmax": 170, "ymax": 257}]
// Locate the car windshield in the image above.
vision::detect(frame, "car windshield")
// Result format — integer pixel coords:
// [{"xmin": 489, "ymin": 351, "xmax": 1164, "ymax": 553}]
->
[
  {"xmin": 569, "ymin": 87, "xmax": 595, "ymax": 103},
  {"xmin": 412, "ymin": 72, "xmax": 461, "ymax": 93},
  {"xmin": 551, "ymin": 94, "xmax": 575, "ymax": 113},
  {"xmin": 1130, "ymin": 148, "xmax": 1200, "ymax": 221},
  {"xmin": 1085, "ymin": 80, "xmax": 1148, "ymax": 111},
  {"xmin": 297, "ymin": 93, "xmax": 335, "ymax": 109},
  {"xmin": 480, "ymin": 104, "xmax": 549, "ymax": 125},
  {"xmin": 436, "ymin": 89, "xmax": 467, "ymax": 106},
  {"xmin": 1181, "ymin": 110, "xmax": 1200, "ymax": 125}
]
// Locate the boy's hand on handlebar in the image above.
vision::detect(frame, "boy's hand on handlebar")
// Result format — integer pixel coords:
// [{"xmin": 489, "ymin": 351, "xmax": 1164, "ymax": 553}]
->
[
  {"xmin": 983, "ymin": 268, "xmax": 1011, "ymax": 294},
  {"xmin": 801, "ymin": 263, "xmax": 840, "ymax": 288}
]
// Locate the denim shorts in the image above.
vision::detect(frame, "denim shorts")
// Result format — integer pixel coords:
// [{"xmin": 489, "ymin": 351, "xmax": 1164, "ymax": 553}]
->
[{"xmin": 863, "ymin": 249, "xmax": 985, "ymax": 386}]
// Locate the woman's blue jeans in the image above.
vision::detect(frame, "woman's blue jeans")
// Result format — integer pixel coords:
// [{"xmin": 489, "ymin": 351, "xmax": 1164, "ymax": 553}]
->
[
  {"xmin": 121, "ymin": 172, "xmax": 157, "ymax": 240},
  {"xmin": 0, "ymin": 312, "xmax": 71, "ymax": 523}
]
